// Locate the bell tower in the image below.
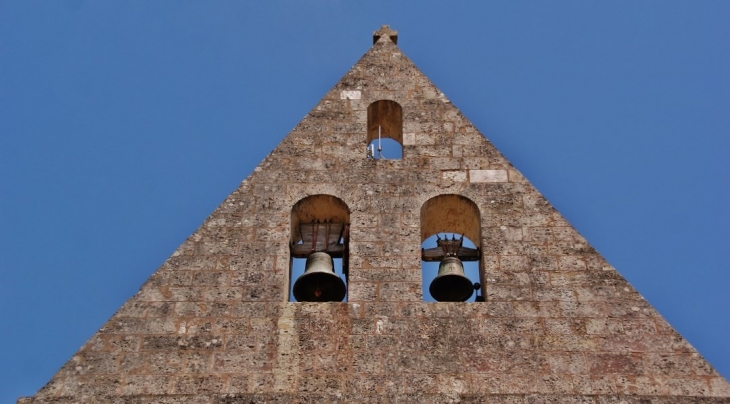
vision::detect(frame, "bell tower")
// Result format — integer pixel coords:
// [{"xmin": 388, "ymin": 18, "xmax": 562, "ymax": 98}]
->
[{"xmin": 19, "ymin": 26, "xmax": 730, "ymax": 403}]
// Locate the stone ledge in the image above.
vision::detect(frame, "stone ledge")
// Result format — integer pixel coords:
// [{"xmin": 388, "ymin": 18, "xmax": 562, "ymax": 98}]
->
[{"xmin": 19, "ymin": 394, "xmax": 730, "ymax": 404}]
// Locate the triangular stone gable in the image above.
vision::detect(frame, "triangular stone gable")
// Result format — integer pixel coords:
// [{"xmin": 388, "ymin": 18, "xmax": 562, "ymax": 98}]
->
[{"xmin": 21, "ymin": 26, "xmax": 730, "ymax": 403}]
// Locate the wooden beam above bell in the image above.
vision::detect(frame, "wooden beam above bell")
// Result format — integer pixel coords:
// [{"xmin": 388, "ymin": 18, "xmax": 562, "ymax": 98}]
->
[
  {"xmin": 421, "ymin": 236, "xmax": 480, "ymax": 262},
  {"xmin": 290, "ymin": 221, "xmax": 348, "ymax": 258}
]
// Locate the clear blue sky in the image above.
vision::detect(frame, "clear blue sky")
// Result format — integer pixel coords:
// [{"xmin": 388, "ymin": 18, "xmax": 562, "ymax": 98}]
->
[{"xmin": 1, "ymin": 1, "xmax": 728, "ymax": 401}]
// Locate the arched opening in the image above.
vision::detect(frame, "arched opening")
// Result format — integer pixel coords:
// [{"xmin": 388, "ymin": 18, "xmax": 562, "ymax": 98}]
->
[
  {"xmin": 420, "ymin": 194, "xmax": 483, "ymax": 302},
  {"xmin": 367, "ymin": 100, "xmax": 403, "ymax": 159},
  {"xmin": 290, "ymin": 195, "xmax": 350, "ymax": 302}
]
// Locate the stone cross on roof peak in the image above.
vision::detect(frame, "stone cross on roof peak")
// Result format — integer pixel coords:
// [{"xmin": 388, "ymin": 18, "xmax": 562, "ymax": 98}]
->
[{"xmin": 373, "ymin": 25, "xmax": 398, "ymax": 44}]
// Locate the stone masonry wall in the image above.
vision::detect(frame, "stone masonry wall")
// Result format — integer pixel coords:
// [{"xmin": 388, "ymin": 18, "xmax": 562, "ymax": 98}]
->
[{"xmin": 20, "ymin": 27, "xmax": 730, "ymax": 403}]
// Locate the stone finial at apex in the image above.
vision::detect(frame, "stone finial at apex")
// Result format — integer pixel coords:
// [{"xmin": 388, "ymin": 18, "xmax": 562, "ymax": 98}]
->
[{"xmin": 373, "ymin": 25, "xmax": 398, "ymax": 44}]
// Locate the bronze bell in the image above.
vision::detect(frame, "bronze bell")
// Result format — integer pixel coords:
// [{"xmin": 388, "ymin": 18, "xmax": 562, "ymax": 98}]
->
[
  {"xmin": 292, "ymin": 252, "xmax": 347, "ymax": 302},
  {"xmin": 429, "ymin": 255, "xmax": 474, "ymax": 302}
]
